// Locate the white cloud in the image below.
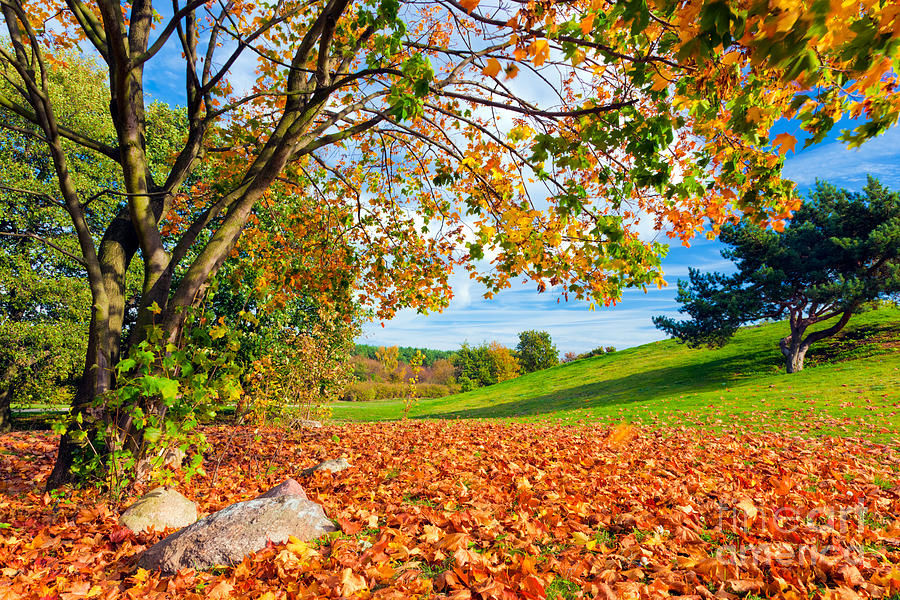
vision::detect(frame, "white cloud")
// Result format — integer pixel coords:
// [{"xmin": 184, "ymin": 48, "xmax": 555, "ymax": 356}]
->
[{"xmin": 783, "ymin": 126, "xmax": 900, "ymax": 190}]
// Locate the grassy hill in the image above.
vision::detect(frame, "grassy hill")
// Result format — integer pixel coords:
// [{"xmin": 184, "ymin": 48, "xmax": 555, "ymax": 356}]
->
[{"xmin": 332, "ymin": 307, "xmax": 900, "ymax": 440}]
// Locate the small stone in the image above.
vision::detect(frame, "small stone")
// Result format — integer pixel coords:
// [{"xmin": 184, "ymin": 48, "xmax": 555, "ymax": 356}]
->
[
  {"xmin": 120, "ymin": 487, "xmax": 198, "ymax": 534},
  {"xmin": 296, "ymin": 419, "xmax": 322, "ymax": 428},
  {"xmin": 162, "ymin": 447, "xmax": 186, "ymax": 468},
  {"xmin": 300, "ymin": 458, "xmax": 352, "ymax": 477},
  {"xmin": 137, "ymin": 496, "xmax": 337, "ymax": 574},
  {"xmin": 256, "ymin": 478, "xmax": 307, "ymax": 500}
]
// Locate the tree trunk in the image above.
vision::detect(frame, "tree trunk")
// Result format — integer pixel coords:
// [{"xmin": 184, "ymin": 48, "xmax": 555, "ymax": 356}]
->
[
  {"xmin": 0, "ymin": 385, "xmax": 11, "ymax": 432},
  {"xmin": 779, "ymin": 335, "xmax": 809, "ymax": 373},
  {"xmin": 45, "ymin": 310, "xmax": 115, "ymax": 489}
]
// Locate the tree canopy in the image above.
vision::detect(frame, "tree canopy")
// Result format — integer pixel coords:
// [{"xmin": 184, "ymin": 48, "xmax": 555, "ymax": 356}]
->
[
  {"xmin": 516, "ymin": 330, "xmax": 559, "ymax": 373},
  {"xmin": 2, "ymin": 0, "xmax": 899, "ymax": 486},
  {"xmin": 654, "ymin": 178, "xmax": 900, "ymax": 373}
]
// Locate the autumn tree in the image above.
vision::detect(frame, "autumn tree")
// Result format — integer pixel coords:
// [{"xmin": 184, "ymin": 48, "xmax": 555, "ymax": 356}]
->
[
  {"xmin": 2, "ymin": 0, "xmax": 898, "ymax": 487},
  {"xmin": 452, "ymin": 343, "xmax": 494, "ymax": 390},
  {"xmin": 0, "ymin": 56, "xmax": 176, "ymax": 429},
  {"xmin": 375, "ymin": 346, "xmax": 401, "ymax": 381},
  {"xmin": 487, "ymin": 342, "xmax": 520, "ymax": 383},
  {"xmin": 654, "ymin": 179, "xmax": 900, "ymax": 373}
]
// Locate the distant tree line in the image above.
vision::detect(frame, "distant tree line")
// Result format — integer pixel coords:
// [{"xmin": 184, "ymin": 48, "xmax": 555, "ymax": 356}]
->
[
  {"xmin": 344, "ymin": 330, "xmax": 570, "ymax": 399},
  {"xmin": 353, "ymin": 344, "xmax": 454, "ymax": 367}
]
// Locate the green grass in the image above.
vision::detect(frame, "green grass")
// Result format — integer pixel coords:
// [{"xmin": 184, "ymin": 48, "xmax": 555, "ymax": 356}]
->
[
  {"xmin": 545, "ymin": 577, "xmax": 581, "ymax": 600},
  {"xmin": 332, "ymin": 307, "xmax": 900, "ymax": 440}
]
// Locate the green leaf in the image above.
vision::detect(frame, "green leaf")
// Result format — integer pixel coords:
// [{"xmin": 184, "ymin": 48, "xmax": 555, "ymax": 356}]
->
[{"xmin": 143, "ymin": 427, "xmax": 162, "ymax": 444}]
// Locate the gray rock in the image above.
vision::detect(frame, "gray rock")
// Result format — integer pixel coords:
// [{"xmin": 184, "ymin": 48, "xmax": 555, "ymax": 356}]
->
[
  {"xmin": 256, "ymin": 478, "xmax": 308, "ymax": 500},
  {"xmin": 163, "ymin": 446, "xmax": 187, "ymax": 468},
  {"xmin": 295, "ymin": 419, "xmax": 322, "ymax": 428},
  {"xmin": 300, "ymin": 458, "xmax": 352, "ymax": 477},
  {"xmin": 138, "ymin": 496, "xmax": 337, "ymax": 574},
  {"xmin": 120, "ymin": 487, "xmax": 198, "ymax": 534}
]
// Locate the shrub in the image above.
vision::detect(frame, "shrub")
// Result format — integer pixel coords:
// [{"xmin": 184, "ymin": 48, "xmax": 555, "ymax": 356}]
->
[
  {"xmin": 578, "ymin": 345, "xmax": 617, "ymax": 359},
  {"xmin": 426, "ymin": 358, "xmax": 456, "ymax": 385}
]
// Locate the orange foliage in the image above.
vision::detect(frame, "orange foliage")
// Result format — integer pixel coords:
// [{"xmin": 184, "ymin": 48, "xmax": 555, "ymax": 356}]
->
[
  {"xmin": 6, "ymin": 0, "xmax": 899, "ymax": 318},
  {"xmin": 1, "ymin": 423, "xmax": 899, "ymax": 599}
]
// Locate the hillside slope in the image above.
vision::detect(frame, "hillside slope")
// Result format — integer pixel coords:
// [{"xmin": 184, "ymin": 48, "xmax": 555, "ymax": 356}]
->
[{"xmin": 332, "ymin": 307, "xmax": 900, "ymax": 439}]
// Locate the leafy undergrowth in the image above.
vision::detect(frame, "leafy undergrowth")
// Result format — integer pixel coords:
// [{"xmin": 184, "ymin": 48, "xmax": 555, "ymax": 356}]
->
[{"xmin": 2, "ymin": 422, "xmax": 900, "ymax": 600}]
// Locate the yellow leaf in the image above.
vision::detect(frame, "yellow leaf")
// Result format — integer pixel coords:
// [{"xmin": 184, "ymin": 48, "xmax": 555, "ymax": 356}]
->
[
  {"xmin": 580, "ymin": 13, "xmax": 595, "ymax": 35},
  {"xmin": 572, "ymin": 531, "xmax": 591, "ymax": 545},
  {"xmin": 650, "ymin": 73, "xmax": 670, "ymax": 92},
  {"xmin": 530, "ymin": 39, "xmax": 550, "ymax": 66},
  {"xmin": 459, "ymin": 0, "xmax": 480, "ymax": 13},
  {"xmin": 133, "ymin": 569, "xmax": 150, "ymax": 583},
  {"xmin": 773, "ymin": 132, "xmax": 797, "ymax": 155},
  {"xmin": 508, "ymin": 124, "xmax": 533, "ymax": 142},
  {"xmin": 482, "ymin": 58, "xmax": 501, "ymax": 78},
  {"xmin": 775, "ymin": 9, "xmax": 800, "ymax": 32},
  {"xmin": 720, "ymin": 51, "xmax": 742, "ymax": 65},
  {"xmin": 505, "ymin": 64, "xmax": 519, "ymax": 79},
  {"xmin": 746, "ymin": 106, "xmax": 765, "ymax": 124},
  {"xmin": 86, "ymin": 585, "xmax": 103, "ymax": 598}
]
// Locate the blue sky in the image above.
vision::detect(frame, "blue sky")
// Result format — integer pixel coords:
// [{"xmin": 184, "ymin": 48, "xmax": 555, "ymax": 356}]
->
[{"xmin": 359, "ymin": 125, "xmax": 900, "ymax": 354}]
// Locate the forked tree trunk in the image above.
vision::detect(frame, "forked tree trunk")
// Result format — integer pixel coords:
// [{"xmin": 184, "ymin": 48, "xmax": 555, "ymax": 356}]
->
[
  {"xmin": 778, "ymin": 307, "xmax": 856, "ymax": 375},
  {"xmin": 46, "ymin": 212, "xmax": 143, "ymax": 489}
]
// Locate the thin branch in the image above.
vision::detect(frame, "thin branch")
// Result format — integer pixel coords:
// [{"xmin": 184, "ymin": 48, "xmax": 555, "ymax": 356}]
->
[
  {"xmin": 0, "ymin": 231, "xmax": 86, "ymax": 265},
  {"xmin": 0, "ymin": 94, "xmax": 119, "ymax": 159}
]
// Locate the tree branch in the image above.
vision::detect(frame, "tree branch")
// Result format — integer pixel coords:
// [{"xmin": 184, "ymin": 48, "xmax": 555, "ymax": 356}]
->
[{"xmin": 0, "ymin": 231, "xmax": 86, "ymax": 265}]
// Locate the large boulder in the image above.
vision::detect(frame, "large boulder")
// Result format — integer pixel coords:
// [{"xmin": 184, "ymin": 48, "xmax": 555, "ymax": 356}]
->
[
  {"xmin": 256, "ymin": 478, "xmax": 307, "ymax": 500},
  {"xmin": 300, "ymin": 458, "xmax": 352, "ymax": 477},
  {"xmin": 120, "ymin": 487, "xmax": 198, "ymax": 534},
  {"xmin": 137, "ymin": 496, "xmax": 337, "ymax": 574}
]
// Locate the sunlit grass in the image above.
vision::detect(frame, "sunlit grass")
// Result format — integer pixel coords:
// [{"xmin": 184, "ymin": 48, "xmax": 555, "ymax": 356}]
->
[{"xmin": 332, "ymin": 308, "xmax": 900, "ymax": 441}]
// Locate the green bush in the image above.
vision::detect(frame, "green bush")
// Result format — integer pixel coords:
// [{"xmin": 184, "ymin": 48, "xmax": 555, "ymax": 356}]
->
[{"xmin": 516, "ymin": 330, "xmax": 559, "ymax": 373}]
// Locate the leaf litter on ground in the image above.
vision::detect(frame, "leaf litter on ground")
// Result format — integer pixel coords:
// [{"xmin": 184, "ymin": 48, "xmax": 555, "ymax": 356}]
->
[{"xmin": 1, "ymin": 421, "xmax": 899, "ymax": 599}]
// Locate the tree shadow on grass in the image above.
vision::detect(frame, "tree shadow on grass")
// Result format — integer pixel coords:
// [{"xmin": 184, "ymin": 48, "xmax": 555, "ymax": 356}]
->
[{"xmin": 415, "ymin": 349, "xmax": 783, "ymax": 420}]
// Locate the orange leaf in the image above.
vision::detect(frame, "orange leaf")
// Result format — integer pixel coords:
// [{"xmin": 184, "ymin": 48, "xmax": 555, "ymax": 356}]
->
[
  {"xmin": 459, "ymin": 0, "xmax": 480, "ymax": 13},
  {"xmin": 531, "ymin": 39, "xmax": 550, "ymax": 66},
  {"xmin": 580, "ymin": 13, "xmax": 595, "ymax": 35},
  {"xmin": 207, "ymin": 580, "xmax": 234, "ymax": 600},
  {"xmin": 773, "ymin": 132, "xmax": 797, "ymax": 155},
  {"xmin": 482, "ymin": 58, "xmax": 501, "ymax": 78}
]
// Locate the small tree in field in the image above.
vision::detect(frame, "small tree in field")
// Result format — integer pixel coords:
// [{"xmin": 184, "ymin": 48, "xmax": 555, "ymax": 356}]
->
[
  {"xmin": 516, "ymin": 331, "xmax": 559, "ymax": 373},
  {"xmin": 654, "ymin": 178, "xmax": 900, "ymax": 373},
  {"xmin": 486, "ymin": 342, "xmax": 520, "ymax": 383}
]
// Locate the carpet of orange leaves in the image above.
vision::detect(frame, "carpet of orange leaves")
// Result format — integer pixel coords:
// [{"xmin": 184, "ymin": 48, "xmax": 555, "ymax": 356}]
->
[{"xmin": 1, "ymin": 422, "xmax": 899, "ymax": 600}]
